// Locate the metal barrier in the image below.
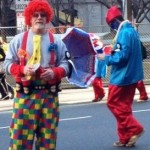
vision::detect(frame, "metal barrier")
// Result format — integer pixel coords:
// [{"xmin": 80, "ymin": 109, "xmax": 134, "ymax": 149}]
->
[{"xmin": 1, "ymin": 24, "xmax": 150, "ymax": 88}]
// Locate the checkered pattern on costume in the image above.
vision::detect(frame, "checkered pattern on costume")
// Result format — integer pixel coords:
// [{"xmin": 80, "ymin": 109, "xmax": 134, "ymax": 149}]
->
[{"xmin": 9, "ymin": 88, "xmax": 59, "ymax": 150}]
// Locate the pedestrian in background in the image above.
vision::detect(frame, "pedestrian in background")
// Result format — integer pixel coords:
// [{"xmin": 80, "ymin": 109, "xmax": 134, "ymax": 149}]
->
[
  {"xmin": 0, "ymin": 42, "xmax": 10, "ymax": 100},
  {"xmin": 133, "ymin": 26, "xmax": 149, "ymax": 103},
  {"xmin": 89, "ymin": 33, "xmax": 107, "ymax": 102},
  {"xmin": 98, "ymin": 6, "xmax": 145, "ymax": 147},
  {"xmin": 4, "ymin": 0, "xmax": 69, "ymax": 149}
]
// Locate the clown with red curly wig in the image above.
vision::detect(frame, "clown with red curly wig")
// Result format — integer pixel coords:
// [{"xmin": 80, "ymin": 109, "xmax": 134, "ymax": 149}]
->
[
  {"xmin": 24, "ymin": 0, "xmax": 54, "ymax": 27},
  {"xmin": 4, "ymin": 0, "xmax": 70, "ymax": 149}
]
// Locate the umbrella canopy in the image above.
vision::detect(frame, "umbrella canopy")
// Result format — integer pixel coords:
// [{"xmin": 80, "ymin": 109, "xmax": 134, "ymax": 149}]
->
[{"xmin": 62, "ymin": 27, "xmax": 103, "ymax": 87}]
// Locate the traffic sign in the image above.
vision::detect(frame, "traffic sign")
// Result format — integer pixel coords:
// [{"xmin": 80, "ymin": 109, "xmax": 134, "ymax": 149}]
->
[{"xmin": 15, "ymin": 0, "xmax": 29, "ymax": 12}]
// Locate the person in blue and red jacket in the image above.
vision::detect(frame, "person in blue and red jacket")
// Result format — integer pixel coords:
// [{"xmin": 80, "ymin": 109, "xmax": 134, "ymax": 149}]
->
[
  {"xmin": 89, "ymin": 33, "xmax": 107, "ymax": 102},
  {"xmin": 4, "ymin": 0, "xmax": 69, "ymax": 149},
  {"xmin": 98, "ymin": 6, "xmax": 145, "ymax": 147}
]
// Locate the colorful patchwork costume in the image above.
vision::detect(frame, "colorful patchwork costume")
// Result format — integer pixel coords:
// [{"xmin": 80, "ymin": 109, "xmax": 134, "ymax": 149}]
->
[{"xmin": 4, "ymin": 0, "xmax": 69, "ymax": 149}]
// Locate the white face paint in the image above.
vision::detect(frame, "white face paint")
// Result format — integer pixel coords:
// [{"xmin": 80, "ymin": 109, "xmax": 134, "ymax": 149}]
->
[
  {"xmin": 31, "ymin": 11, "xmax": 47, "ymax": 34},
  {"xmin": 34, "ymin": 23, "xmax": 45, "ymax": 30},
  {"xmin": 89, "ymin": 33, "xmax": 103, "ymax": 53}
]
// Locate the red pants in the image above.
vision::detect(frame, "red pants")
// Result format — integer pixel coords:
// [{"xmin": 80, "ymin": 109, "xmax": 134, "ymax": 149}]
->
[
  {"xmin": 136, "ymin": 80, "xmax": 148, "ymax": 100},
  {"xmin": 92, "ymin": 77, "xmax": 105, "ymax": 100},
  {"xmin": 107, "ymin": 84, "xmax": 143, "ymax": 144}
]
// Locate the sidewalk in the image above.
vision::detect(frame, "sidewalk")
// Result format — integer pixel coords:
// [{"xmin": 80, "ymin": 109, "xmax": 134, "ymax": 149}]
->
[{"xmin": 0, "ymin": 85, "xmax": 150, "ymax": 111}]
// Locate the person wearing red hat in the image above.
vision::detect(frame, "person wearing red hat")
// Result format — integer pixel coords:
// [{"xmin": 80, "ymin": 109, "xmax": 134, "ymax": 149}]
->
[
  {"xmin": 4, "ymin": 0, "xmax": 69, "ymax": 149},
  {"xmin": 98, "ymin": 6, "xmax": 145, "ymax": 147},
  {"xmin": 89, "ymin": 33, "xmax": 106, "ymax": 102}
]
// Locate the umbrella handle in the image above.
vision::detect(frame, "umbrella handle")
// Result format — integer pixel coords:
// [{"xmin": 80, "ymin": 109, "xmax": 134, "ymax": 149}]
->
[{"xmin": 68, "ymin": 59, "xmax": 77, "ymax": 75}]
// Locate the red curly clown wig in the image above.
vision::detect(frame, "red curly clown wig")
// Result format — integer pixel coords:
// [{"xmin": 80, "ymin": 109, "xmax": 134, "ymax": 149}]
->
[{"xmin": 24, "ymin": 0, "xmax": 54, "ymax": 26}]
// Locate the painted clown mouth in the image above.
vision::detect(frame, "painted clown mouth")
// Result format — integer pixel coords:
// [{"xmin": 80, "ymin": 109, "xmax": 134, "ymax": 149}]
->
[{"xmin": 36, "ymin": 21, "xmax": 44, "ymax": 24}]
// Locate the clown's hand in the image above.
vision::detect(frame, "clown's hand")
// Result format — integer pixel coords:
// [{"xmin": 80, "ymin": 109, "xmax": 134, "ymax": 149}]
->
[
  {"xmin": 40, "ymin": 68, "xmax": 54, "ymax": 81},
  {"xmin": 24, "ymin": 65, "xmax": 35, "ymax": 76},
  {"xmin": 97, "ymin": 53, "xmax": 105, "ymax": 60}
]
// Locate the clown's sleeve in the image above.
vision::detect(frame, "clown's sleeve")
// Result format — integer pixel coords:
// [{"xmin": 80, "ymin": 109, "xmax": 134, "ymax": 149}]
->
[{"xmin": 3, "ymin": 33, "xmax": 25, "ymax": 77}]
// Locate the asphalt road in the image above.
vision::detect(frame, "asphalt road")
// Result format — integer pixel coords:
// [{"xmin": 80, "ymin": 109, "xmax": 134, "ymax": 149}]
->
[{"xmin": 0, "ymin": 101, "xmax": 150, "ymax": 150}]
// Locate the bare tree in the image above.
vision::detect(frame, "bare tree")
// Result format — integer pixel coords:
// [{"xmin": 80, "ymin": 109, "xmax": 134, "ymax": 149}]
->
[
  {"xmin": 95, "ymin": 0, "xmax": 150, "ymax": 23},
  {"xmin": 50, "ymin": 0, "xmax": 76, "ymax": 26},
  {"xmin": 135, "ymin": 0, "xmax": 150, "ymax": 23}
]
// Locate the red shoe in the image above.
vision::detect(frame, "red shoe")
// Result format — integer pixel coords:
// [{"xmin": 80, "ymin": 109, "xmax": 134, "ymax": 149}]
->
[
  {"xmin": 137, "ymin": 96, "xmax": 148, "ymax": 102},
  {"xmin": 92, "ymin": 95, "xmax": 104, "ymax": 102},
  {"xmin": 92, "ymin": 98, "xmax": 101, "ymax": 102}
]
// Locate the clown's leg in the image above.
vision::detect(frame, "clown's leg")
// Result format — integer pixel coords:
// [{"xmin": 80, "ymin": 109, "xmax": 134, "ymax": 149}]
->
[
  {"xmin": 136, "ymin": 80, "xmax": 148, "ymax": 102},
  {"xmin": 92, "ymin": 77, "xmax": 105, "ymax": 102}
]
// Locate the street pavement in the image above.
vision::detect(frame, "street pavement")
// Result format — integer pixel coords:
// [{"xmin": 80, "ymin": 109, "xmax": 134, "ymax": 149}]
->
[{"xmin": 0, "ymin": 85, "xmax": 150, "ymax": 111}]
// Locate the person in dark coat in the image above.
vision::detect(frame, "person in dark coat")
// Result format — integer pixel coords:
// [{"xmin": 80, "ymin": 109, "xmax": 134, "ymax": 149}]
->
[{"xmin": 0, "ymin": 45, "xmax": 10, "ymax": 100}]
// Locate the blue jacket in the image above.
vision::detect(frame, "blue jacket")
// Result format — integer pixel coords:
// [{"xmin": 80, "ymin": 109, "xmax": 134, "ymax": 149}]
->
[
  {"xmin": 95, "ymin": 58, "xmax": 107, "ymax": 78},
  {"xmin": 105, "ymin": 22, "xmax": 143, "ymax": 86}
]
